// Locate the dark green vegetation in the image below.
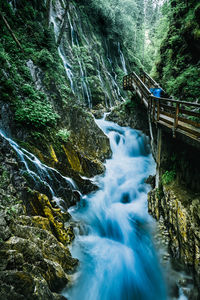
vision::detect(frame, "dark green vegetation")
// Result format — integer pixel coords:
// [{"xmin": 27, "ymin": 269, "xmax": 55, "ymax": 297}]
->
[
  {"xmin": 76, "ymin": 0, "xmax": 145, "ymax": 72},
  {"xmin": 0, "ymin": 0, "xmax": 113, "ymax": 190},
  {"xmin": 154, "ymin": 0, "xmax": 200, "ymax": 103},
  {"xmin": 0, "ymin": 0, "xmax": 73, "ymax": 129}
]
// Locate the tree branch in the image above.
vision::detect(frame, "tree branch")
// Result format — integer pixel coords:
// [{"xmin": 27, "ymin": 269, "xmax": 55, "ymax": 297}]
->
[{"xmin": 0, "ymin": 11, "xmax": 23, "ymax": 51}]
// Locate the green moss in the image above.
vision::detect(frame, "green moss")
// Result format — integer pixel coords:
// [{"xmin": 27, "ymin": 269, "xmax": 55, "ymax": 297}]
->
[
  {"xmin": 35, "ymin": 49, "xmax": 54, "ymax": 69},
  {"xmin": 0, "ymin": 169, "xmax": 9, "ymax": 189},
  {"xmin": 162, "ymin": 170, "xmax": 176, "ymax": 185},
  {"xmin": 14, "ymin": 99, "xmax": 60, "ymax": 128},
  {"xmin": 56, "ymin": 129, "xmax": 71, "ymax": 142}
]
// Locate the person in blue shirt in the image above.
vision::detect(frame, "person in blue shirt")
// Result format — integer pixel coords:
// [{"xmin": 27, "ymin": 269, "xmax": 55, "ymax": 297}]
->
[{"xmin": 150, "ymin": 84, "xmax": 162, "ymax": 98}]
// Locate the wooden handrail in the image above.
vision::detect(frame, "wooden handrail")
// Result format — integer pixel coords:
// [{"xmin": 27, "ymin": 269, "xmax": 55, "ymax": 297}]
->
[
  {"xmin": 123, "ymin": 72, "xmax": 200, "ymax": 143},
  {"xmin": 151, "ymin": 95, "xmax": 200, "ymax": 108}
]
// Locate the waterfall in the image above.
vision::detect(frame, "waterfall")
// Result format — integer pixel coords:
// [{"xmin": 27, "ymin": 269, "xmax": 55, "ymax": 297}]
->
[
  {"xmin": 67, "ymin": 11, "xmax": 79, "ymax": 46},
  {"xmin": 118, "ymin": 42, "xmax": 128, "ymax": 74},
  {"xmin": 96, "ymin": 57, "xmax": 111, "ymax": 108},
  {"xmin": 50, "ymin": 2, "xmax": 75, "ymax": 94},
  {"xmin": 0, "ymin": 130, "xmax": 77, "ymax": 209},
  {"xmin": 58, "ymin": 47, "xmax": 75, "ymax": 94},
  {"xmin": 49, "ymin": 0, "xmax": 125, "ymax": 107},
  {"xmin": 78, "ymin": 59, "xmax": 92, "ymax": 108},
  {"xmin": 8, "ymin": 0, "xmax": 17, "ymax": 11},
  {"xmin": 63, "ymin": 117, "xmax": 167, "ymax": 300}
]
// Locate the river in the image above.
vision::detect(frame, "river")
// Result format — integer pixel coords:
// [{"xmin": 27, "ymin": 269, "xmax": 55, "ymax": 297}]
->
[{"xmin": 63, "ymin": 116, "xmax": 167, "ymax": 300}]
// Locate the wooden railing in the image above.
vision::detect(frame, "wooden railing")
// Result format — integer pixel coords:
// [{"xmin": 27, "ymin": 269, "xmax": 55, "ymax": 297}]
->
[{"xmin": 123, "ymin": 72, "xmax": 200, "ymax": 142}]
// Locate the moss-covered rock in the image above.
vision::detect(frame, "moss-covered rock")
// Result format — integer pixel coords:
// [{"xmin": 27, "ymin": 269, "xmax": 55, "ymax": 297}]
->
[
  {"xmin": 0, "ymin": 133, "xmax": 77, "ymax": 299},
  {"xmin": 106, "ymin": 96, "xmax": 149, "ymax": 135},
  {"xmin": 148, "ymin": 183, "xmax": 200, "ymax": 286}
]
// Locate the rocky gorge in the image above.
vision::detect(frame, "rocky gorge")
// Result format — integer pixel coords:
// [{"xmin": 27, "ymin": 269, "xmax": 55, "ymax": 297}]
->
[{"xmin": 0, "ymin": 0, "xmax": 200, "ymax": 299}]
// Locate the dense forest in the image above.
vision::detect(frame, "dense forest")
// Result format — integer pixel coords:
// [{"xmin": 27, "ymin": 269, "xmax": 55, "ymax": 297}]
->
[{"xmin": 0, "ymin": 0, "xmax": 200, "ymax": 299}]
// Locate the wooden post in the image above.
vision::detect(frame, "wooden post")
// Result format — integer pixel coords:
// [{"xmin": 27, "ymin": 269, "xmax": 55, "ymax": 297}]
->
[
  {"xmin": 157, "ymin": 99, "xmax": 160, "ymax": 121},
  {"xmin": 156, "ymin": 127, "xmax": 162, "ymax": 188},
  {"xmin": 129, "ymin": 76, "xmax": 131, "ymax": 89},
  {"xmin": 0, "ymin": 11, "xmax": 23, "ymax": 51},
  {"xmin": 152, "ymin": 99, "xmax": 156, "ymax": 122},
  {"xmin": 149, "ymin": 96, "xmax": 152, "ymax": 117},
  {"xmin": 173, "ymin": 103, "xmax": 179, "ymax": 138}
]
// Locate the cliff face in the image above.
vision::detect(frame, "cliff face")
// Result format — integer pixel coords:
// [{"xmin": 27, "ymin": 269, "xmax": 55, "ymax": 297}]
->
[
  {"xmin": 0, "ymin": 0, "xmax": 134, "ymax": 187},
  {"xmin": 147, "ymin": 125, "xmax": 200, "ymax": 293},
  {"xmin": 0, "ymin": 135, "xmax": 79, "ymax": 299},
  {"xmin": 150, "ymin": 1, "xmax": 200, "ymax": 286},
  {"xmin": 0, "ymin": 0, "xmax": 130, "ymax": 296},
  {"xmin": 149, "ymin": 185, "xmax": 200, "ymax": 286}
]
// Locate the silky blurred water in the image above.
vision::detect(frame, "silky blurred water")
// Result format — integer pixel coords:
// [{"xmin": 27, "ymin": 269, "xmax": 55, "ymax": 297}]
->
[{"xmin": 63, "ymin": 117, "xmax": 167, "ymax": 300}]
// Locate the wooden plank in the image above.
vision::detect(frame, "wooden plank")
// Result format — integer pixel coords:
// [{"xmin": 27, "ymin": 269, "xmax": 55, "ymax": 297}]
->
[
  {"xmin": 158, "ymin": 120, "xmax": 200, "ymax": 142},
  {"xmin": 160, "ymin": 111, "xmax": 174, "ymax": 119},
  {"xmin": 178, "ymin": 123, "xmax": 200, "ymax": 137},
  {"xmin": 178, "ymin": 116, "xmax": 200, "ymax": 128},
  {"xmin": 160, "ymin": 103, "xmax": 176, "ymax": 111},
  {"xmin": 159, "ymin": 115, "xmax": 173, "ymax": 126},
  {"xmin": 179, "ymin": 108, "xmax": 200, "ymax": 118},
  {"xmin": 160, "ymin": 111, "xmax": 200, "ymax": 128}
]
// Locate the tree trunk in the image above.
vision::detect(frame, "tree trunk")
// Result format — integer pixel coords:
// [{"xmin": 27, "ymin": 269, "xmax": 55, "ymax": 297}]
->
[{"xmin": 0, "ymin": 11, "xmax": 23, "ymax": 51}]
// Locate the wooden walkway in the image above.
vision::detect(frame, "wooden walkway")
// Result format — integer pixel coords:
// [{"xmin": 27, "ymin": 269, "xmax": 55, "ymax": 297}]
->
[{"xmin": 123, "ymin": 71, "xmax": 200, "ymax": 143}]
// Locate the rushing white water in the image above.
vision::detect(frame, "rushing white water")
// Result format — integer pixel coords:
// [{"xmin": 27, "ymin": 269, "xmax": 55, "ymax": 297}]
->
[
  {"xmin": 78, "ymin": 59, "xmax": 92, "ymax": 108},
  {"xmin": 0, "ymin": 130, "xmax": 76, "ymax": 208},
  {"xmin": 118, "ymin": 42, "xmax": 128, "ymax": 74},
  {"xmin": 50, "ymin": 3, "xmax": 76, "ymax": 94},
  {"xmin": 8, "ymin": 0, "xmax": 17, "ymax": 12},
  {"xmin": 63, "ymin": 117, "xmax": 167, "ymax": 300},
  {"xmin": 58, "ymin": 47, "xmax": 75, "ymax": 94},
  {"xmin": 96, "ymin": 57, "xmax": 111, "ymax": 108}
]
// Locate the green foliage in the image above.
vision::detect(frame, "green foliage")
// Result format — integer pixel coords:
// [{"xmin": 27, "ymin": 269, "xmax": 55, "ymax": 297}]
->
[
  {"xmin": 56, "ymin": 129, "xmax": 71, "ymax": 142},
  {"xmin": 123, "ymin": 98, "xmax": 137, "ymax": 112},
  {"xmin": 144, "ymin": 0, "xmax": 170, "ymax": 73},
  {"xmin": 15, "ymin": 99, "xmax": 59, "ymax": 128},
  {"xmin": 162, "ymin": 170, "xmax": 176, "ymax": 185},
  {"xmin": 155, "ymin": 0, "xmax": 200, "ymax": 102},
  {"xmin": 35, "ymin": 49, "xmax": 54, "ymax": 69},
  {"xmin": 76, "ymin": 0, "xmax": 145, "ymax": 71},
  {"xmin": 0, "ymin": 169, "xmax": 9, "ymax": 189}
]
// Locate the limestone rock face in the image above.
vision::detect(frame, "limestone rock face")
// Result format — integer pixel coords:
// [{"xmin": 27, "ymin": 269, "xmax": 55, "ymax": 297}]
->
[
  {"xmin": 62, "ymin": 105, "xmax": 111, "ymax": 163},
  {"xmin": 17, "ymin": 104, "xmax": 111, "ymax": 193},
  {"xmin": 106, "ymin": 97, "xmax": 149, "ymax": 135},
  {"xmin": 148, "ymin": 183, "xmax": 200, "ymax": 284},
  {"xmin": 0, "ymin": 135, "xmax": 78, "ymax": 299}
]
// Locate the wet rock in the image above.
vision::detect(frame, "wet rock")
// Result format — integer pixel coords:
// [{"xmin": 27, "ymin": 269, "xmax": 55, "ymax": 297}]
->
[
  {"xmin": 0, "ymin": 137, "xmax": 77, "ymax": 299},
  {"xmin": 106, "ymin": 97, "xmax": 149, "ymax": 135},
  {"xmin": 145, "ymin": 175, "xmax": 155, "ymax": 188},
  {"xmin": 148, "ymin": 183, "xmax": 200, "ymax": 287}
]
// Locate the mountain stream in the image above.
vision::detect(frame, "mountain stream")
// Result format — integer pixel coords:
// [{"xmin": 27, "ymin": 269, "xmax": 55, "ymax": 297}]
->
[{"xmin": 63, "ymin": 116, "xmax": 167, "ymax": 300}]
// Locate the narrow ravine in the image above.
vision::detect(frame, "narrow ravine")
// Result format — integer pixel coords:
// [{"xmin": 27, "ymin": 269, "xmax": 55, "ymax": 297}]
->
[{"xmin": 63, "ymin": 116, "xmax": 167, "ymax": 300}]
